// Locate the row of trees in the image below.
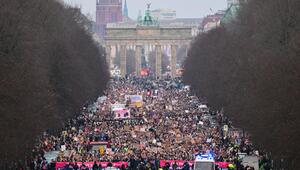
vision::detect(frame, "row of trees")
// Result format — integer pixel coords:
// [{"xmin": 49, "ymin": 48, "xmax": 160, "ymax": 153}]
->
[
  {"xmin": 0, "ymin": 0, "xmax": 109, "ymax": 167},
  {"xmin": 183, "ymin": 0, "xmax": 300, "ymax": 168}
]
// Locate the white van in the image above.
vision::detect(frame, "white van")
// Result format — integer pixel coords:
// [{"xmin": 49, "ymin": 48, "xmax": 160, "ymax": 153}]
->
[{"xmin": 194, "ymin": 155, "xmax": 215, "ymax": 170}]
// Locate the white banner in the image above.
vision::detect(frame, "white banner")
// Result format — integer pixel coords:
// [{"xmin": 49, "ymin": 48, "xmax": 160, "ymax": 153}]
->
[{"xmin": 111, "ymin": 104, "xmax": 126, "ymax": 111}]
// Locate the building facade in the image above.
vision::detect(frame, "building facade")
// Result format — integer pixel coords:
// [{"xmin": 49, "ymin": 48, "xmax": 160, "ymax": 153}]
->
[
  {"xmin": 221, "ymin": 3, "xmax": 240, "ymax": 25},
  {"xmin": 150, "ymin": 9, "xmax": 177, "ymax": 20},
  {"xmin": 95, "ymin": 0, "xmax": 123, "ymax": 37},
  {"xmin": 227, "ymin": 0, "xmax": 239, "ymax": 7},
  {"xmin": 201, "ymin": 10, "xmax": 225, "ymax": 32},
  {"xmin": 227, "ymin": 0, "xmax": 247, "ymax": 7}
]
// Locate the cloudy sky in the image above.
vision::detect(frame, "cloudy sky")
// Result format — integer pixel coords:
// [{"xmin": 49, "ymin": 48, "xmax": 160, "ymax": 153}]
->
[{"xmin": 63, "ymin": 0, "xmax": 228, "ymax": 21}]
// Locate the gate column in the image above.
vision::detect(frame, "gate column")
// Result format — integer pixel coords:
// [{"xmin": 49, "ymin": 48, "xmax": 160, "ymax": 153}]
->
[
  {"xmin": 135, "ymin": 45, "xmax": 142, "ymax": 77},
  {"xmin": 155, "ymin": 45, "xmax": 162, "ymax": 79},
  {"xmin": 171, "ymin": 45, "xmax": 177, "ymax": 78},
  {"xmin": 120, "ymin": 45, "xmax": 127, "ymax": 77}
]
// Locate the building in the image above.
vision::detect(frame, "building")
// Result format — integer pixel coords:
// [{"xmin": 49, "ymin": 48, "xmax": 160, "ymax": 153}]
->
[
  {"xmin": 107, "ymin": 17, "xmax": 202, "ymax": 37},
  {"xmin": 104, "ymin": 5, "xmax": 194, "ymax": 78},
  {"xmin": 95, "ymin": 0, "xmax": 123, "ymax": 38},
  {"xmin": 221, "ymin": 3, "xmax": 240, "ymax": 25},
  {"xmin": 150, "ymin": 9, "xmax": 176, "ymax": 21},
  {"xmin": 227, "ymin": 0, "xmax": 240, "ymax": 7},
  {"xmin": 227, "ymin": 0, "xmax": 247, "ymax": 7},
  {"xmin": 201, "ymin": 15, "xmax": 221, "ymax": 32},
  {"xmin": 159, "ymin": 18, "xmax": 202, "ymax": 36},
  {"xmin": 201, "ymin": 10, "xmax": 225, "ymax": 32},
  {"xmin": 222, "ymin": 0, "xmax": 247, "ymax": 25}
]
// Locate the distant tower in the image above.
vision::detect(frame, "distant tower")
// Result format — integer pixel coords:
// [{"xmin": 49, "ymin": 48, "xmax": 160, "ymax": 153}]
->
[
  {"xmin": 96, "ymin": 0, "xmax": 123, "ymax": 38},
  {"xmin": 123, "ymin": 0, "xmax": 128, "ymax": 18}
]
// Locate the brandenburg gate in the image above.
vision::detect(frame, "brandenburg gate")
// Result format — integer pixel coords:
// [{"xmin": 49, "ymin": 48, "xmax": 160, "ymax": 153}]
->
[{"xmin": 104, "ymin": 5, "xmax": 194, "ymax": 78}]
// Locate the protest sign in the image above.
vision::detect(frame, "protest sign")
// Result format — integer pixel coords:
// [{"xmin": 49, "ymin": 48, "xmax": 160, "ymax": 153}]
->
[
  {"xmin": 125, "ymin": 95, "xmax": 143, "ymax": 107},
  {"xmin": 114, "ymin": 109, "xmax": 130, "ymax": 119},
  {"xmin": 111, "ymin": 104, "xmax": 126, "ymax": 111}
]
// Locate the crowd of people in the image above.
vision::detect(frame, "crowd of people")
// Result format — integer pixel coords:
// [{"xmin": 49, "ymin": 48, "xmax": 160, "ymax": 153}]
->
[{"xmin": 28, "ymin": 77, "xmax": 271, "ymax": 170}]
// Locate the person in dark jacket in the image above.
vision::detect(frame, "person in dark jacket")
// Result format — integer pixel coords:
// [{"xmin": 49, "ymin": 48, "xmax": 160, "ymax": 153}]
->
[
  {"xmin": 172, "ymin": 162, "xmax": 178, "ymax": 170},
  {"xmin": 92, "ymin": 161, "xmax": 99, "ymax": 170},
  {"xmin": 181, "ymin": 162, "xmax": 190, "ymax": 170}
]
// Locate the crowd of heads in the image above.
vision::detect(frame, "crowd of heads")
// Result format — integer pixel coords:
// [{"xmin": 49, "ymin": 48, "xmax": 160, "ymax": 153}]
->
[{"xmin": 29, "ymin": 77, "xmax": 271, "ymax": 170}]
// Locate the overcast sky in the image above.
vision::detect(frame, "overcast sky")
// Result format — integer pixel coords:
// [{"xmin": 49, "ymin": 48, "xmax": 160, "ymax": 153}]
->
[{"xmin": 63, "ymin": 0, "xmax": 228, "ymax": 21}]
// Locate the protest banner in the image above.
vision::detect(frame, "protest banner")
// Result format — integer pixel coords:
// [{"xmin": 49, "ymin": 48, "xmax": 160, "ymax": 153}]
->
[
  {"xmin": 114, "ymin": 109, "xmax": 130, "ymax": 119},
  {"xmin": 55, "ymin": 162, "xmax": 128, "ymax": 169},
  {"xmin": 111, "ymin": 104, "xmax": 126, "ymax": 111},
  {"xmin": 160, "ymin": 160, "xmax": 194, "ymax": 167},
  {"xmin": 125, "ymin": 95, "xmax": 143, "ymax": 108}
]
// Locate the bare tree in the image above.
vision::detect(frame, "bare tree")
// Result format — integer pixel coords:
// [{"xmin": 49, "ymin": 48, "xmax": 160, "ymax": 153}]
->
[
  {"xmin": 183, "ymin": 0, "xmax": 300, "ymax": 168},
  {"xmin": 0, "ymin": 0, "xmax": 109, "ymax": 168}
]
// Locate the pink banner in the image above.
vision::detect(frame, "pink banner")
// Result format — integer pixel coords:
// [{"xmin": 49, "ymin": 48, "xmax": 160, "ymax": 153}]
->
[
  {"xmin": 215, "ymin": 162, "xmax": 229, "ymax": 168},
  {"xmin": 89, "ymin": 141, "xmax": 108, "ymax": 145},
  {"xmin": 160, "ymin": 160, "xmax": 194, "ymax": 167},
  {"xmin": 55, "ymin": 162, "xmax": 128, "ymax": 169}
]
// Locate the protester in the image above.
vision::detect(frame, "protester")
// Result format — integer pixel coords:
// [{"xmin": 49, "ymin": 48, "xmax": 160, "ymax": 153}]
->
[{"xmin": 29, "ymin": 77, "xmax": 266, "ymax": 170}]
